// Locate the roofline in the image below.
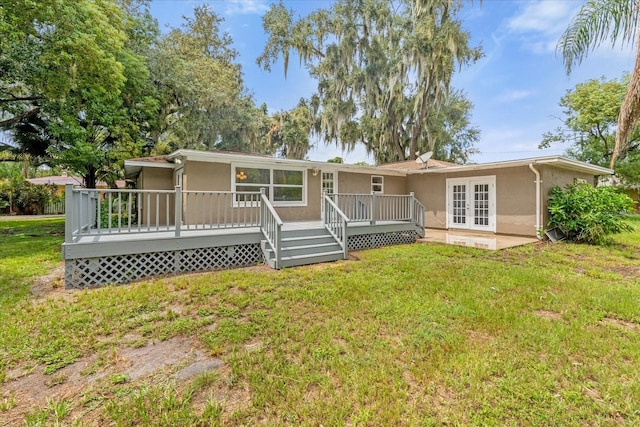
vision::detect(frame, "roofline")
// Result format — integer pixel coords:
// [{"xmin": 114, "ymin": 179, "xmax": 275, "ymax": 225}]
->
[
  {"xmin": 124, "ymin": 159, "xmax": 175, "ymax": 169},
  {"xmin": 166, "ymin": 149, "xmax": 407, "ymax": 176},
  {"xmin": 409, "ymin": 156, "xmax": 613, "ymax": 175}
]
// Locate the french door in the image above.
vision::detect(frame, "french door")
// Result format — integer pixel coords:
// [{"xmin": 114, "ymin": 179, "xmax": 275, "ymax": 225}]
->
[{"xmin": 446, "ymin": 176, "xmax": 496, "ymax": 232}]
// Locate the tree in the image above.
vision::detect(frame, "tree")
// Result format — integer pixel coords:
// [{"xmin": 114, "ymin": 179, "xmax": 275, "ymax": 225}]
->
[
  {"xmin": 1, "ymin": 0, "xmax": 159, "ymax": 187},
  {"xmin": 540, "ymin": 75, "xmax": 640, "ymax": 185},
  {"xmin": 258, "ymin": 0, "xmax": 482, "ymax": 164},
  {"xmin": 558, "ymin": 0, "xmax": 640, "ymax": 168},
  {"xmin": 265, "ymin": 100, "xmax": 314, "ymax": 159},
  {"xmin": 0, "ymin": 0, "xmax": 129, "ymax": 129},
  {"xmin": 148, "ymin": 5, "xmax": 268, "ymax": 155}
]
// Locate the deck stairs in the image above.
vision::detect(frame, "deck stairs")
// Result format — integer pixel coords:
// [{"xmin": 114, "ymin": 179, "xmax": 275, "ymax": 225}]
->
[{"xmin": 261, "ymin": 226, "xmax": 345, "ymax": 269}]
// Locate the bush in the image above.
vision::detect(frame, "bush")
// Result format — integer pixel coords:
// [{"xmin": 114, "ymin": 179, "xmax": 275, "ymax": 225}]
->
[
  {"xmin": 548, "ymin": 183, "xmax": 635, "ymax": 244},
  {"xmin": 16, "ymin": 182, "xmax": 57, "ymax": 214}
]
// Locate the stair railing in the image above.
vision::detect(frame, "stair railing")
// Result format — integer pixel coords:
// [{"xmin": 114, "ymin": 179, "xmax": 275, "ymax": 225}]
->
[
  {"xmin": 259, "ymin": 188, "xmax": 283, "ymax": 268},
  {"xmin": 323, "ymin": 192, "xmax": 349, "ymax": 259},
  {"xmin": 412, "ymin": 194, "xmax": 426, "ymax": 238}
]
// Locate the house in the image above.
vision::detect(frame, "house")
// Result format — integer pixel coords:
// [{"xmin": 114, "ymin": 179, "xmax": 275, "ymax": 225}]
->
[
  {"xmin": 61, "ymin": 149, "xmax": 612, "ymax": 288},
  {"xmin": 26, "ymin": 174, "xmax": 126, "ymax": 193}
]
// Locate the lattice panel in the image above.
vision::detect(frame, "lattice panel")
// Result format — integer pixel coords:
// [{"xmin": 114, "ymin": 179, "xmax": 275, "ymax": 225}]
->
[
  {"xmin": 179, "ymin": 244, "xmax": 263, "ymax": 273},
  {"xmin": 65, "ymin": 244, "xmax": 263, "ymax": 289},
  {"xmin": 349, "ymin": 231, "xmax": 418, "ymax": 251}
]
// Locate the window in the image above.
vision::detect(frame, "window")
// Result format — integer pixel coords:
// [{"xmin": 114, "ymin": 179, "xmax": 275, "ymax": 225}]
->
[
  {"xmin": 371, "ymin": 175, "xmax": 383, "ymax": 193},
  {"xmin": 233, "ymin": 164, "xmax": 306, "ymax": 206}
]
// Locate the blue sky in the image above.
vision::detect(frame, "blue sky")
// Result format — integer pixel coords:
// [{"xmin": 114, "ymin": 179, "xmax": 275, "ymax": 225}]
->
[{"xmin": 150, "ymin": 0, "xmax": 635, "ymax": 164}]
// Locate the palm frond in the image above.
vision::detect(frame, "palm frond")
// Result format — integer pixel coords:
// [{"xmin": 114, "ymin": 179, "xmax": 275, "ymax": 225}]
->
[{"xmin": 558, "ymin": 0, "xmax": 639, "ymax": 74}]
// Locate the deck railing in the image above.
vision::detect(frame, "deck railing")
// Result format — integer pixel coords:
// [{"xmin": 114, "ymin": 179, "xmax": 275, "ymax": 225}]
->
[
  {"xmin": 323, "ymin": 194, "xmax": 349, "ymax": 259},
  {"xmin": 331, "ymin": 192, "xmax": 421, "ymax": 226},
  {"xmin": 259, "ymin": 188, "xmax": 282, "ymax": 268},
  {"xmin": 64, "ymin": 184, "xmax": 263, "ymax": 243}
]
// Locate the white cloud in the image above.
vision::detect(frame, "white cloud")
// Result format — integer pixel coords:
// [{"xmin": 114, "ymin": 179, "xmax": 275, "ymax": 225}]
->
[
  {"xmin": 495, "ymin": 89, "xmax": 533, "ymax": 103},
  {"xmin": 506, "ymin": 0, "xmax": 579, "ymax": 54},
  {"xmin": 507, "ymin": 1, "xmax": 574, "ymax": 34},
  {"xmin": 225, "ymin": 0, "xmax": 269, "ymax": 16}
]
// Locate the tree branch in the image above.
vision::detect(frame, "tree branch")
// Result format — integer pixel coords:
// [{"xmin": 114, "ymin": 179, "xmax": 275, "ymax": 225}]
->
[{"xmin": 0, "ymin": 106, "xmax": 41, "ymax": 128}]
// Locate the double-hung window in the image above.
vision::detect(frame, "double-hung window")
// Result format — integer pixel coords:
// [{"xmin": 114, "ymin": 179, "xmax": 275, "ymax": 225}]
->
[
  {"xmin": 371, "ymin": 175, "xmax": 384, "ymax": 193},
  {"xmin": 233, "ymin": 164, "xmax": 306, "ymax": 206}
]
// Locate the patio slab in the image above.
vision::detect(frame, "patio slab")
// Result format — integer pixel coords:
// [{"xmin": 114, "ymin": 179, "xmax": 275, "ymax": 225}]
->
[{"xmin": 418, "ymin": 229, "xmax": 539, "ymax": 250}]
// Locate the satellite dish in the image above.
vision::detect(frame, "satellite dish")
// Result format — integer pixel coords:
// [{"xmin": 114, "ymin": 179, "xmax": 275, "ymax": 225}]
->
[{"xmin": 415, "ymin": 151, "xmax": 433, "ymax": 166}]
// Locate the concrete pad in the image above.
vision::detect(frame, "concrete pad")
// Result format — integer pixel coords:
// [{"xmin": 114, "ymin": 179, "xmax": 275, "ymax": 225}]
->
[{"xmin": 418, "ymin": 229, "xmax": 539, "ymax": 250}]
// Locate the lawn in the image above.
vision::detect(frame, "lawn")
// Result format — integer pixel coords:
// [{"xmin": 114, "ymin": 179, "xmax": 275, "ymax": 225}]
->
[{"xmin": 1, "ymin": 216, "xmax": 639, "ymax": 425}]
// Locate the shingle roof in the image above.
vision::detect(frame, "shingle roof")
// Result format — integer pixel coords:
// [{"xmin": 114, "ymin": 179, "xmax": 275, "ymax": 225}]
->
[{"xmin": 376, "ymin": 158, "xmax": 457, "ymax": 171}]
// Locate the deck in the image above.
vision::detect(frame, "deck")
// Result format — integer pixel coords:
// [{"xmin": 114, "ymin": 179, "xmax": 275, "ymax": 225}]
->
[{"xmin": 62, "ymin": 186, "xmax": 425, "ymax": 288}]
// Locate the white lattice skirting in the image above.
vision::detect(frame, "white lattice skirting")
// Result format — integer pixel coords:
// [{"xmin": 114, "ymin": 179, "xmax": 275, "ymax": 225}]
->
[
  {"xmin": 348, "ymin": 231, "xmax": 419, "ymax": 251},
  {"xmin": 65, "ymin": 243, "xmax": 264, "ymax": 289}
]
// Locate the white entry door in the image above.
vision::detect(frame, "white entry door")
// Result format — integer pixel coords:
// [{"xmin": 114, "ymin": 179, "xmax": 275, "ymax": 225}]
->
[
  {"xmin": 446, "ymin": 176, "xmax": 496, "ymax": 232},
  {"xmin": 320, "ymin": 171, "xmax": 336, "ymax": 220}
]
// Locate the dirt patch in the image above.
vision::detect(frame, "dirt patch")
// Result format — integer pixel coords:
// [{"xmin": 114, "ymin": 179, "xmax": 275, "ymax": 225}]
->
[
  {"xmin": 606, "ymin": 266, "xmax": 640, "ymax": 278},
  {"xmin": 600, "ymin": 317, "xmax": 638, "ymax": 332},
  {"xmin": 0, "ymin": 337, "xmax": 223, "ymax": 426},
  {"xmin": 533, "ymin": 310, "xmax": 563, "ymax": 321},
  {"xmin": 30, "ymin": 263, "xmax": 71, "ymax": 302}
]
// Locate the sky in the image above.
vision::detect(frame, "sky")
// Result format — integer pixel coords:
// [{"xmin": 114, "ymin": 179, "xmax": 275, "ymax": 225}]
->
[{"xmin": 150, "ymin": 0, "xmax": 636, "ymax": 164}]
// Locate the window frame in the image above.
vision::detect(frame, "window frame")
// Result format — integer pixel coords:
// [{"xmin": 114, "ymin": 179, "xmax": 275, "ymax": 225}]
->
[
  {"xmin": 371, "ymin": 175, "xmax": 384, "ymax": 193},
  {"xmin": 232, "ymin": 162, "xmax": 307, "ymax": 207}
]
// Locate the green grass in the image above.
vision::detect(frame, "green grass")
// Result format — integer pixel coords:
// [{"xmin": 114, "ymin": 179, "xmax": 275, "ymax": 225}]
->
[{"xmin": 1, "ymin": 217, "xmax": 640, "ymax": 425}]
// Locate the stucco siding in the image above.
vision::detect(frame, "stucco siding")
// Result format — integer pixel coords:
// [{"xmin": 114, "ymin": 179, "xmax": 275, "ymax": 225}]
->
[
  {"xmin": 182, "ymin": 160, "xmax": 321, "ymax": 221},
  {"xmin": 495, "ymin": 167, "xmax": 537, "ymax": 236},
  {"xmin": 184, "ymin": 161, "xmax": 231, "ymax": 191},
  {"xmin": 139, "ymin": 166, "xmax": 174, "ymax": 225},
  {"xmin": 408, "ymin": 173, "xmax": 446, "ymax": 229},
  {"xmin": 338, "ymin": 172, "xmax": 407, "ymax": 195},
  {"xmin": 408, "ymin": 166, "xmax": 538, "ymax": 237}
]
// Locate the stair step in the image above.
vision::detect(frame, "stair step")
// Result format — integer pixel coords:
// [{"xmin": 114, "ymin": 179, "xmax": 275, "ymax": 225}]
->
[
  {"xmin": 281, "ymin": 235, "xmax": 336, "ymax": 246},
  {"xmin": 279, "ymin": 250, "xmax": 344, "ymax": 268}
]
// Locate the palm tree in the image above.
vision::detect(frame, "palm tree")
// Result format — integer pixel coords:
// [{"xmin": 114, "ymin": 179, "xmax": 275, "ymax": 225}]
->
[{"xmin": 558, "ymin": 0, "xmax": 640, "ymax": 168}]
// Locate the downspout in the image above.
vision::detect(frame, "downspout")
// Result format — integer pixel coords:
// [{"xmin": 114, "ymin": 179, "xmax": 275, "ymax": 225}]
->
[{"xmin": 528, "ymin": 163, "xmax": 542, "ymax": 239}]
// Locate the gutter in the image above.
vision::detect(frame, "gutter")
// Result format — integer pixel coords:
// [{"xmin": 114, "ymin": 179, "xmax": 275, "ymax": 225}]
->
[{"xmin": 528, "ymin": 163, "xmax": 542, "ymax": 239}]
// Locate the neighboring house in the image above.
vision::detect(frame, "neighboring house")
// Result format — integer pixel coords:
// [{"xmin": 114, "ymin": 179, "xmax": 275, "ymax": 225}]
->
[
  {"xmin": 26, "ymin": 175, "xmax": 126, "ymax": 193},
  {"xmin": 61, "ymin": 149, "xmax": 611, "ymax": 289}
]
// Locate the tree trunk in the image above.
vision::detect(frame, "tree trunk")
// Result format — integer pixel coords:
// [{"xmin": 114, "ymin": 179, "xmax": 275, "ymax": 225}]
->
[{"xmin": 612, "ymin": 0, "xmax": 640, "ymax": 168}]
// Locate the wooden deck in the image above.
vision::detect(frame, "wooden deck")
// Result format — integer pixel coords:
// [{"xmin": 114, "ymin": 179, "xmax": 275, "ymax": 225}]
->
[{"xmin": 62, "ymin": 187, "xmax": 425, "ymax": 288}]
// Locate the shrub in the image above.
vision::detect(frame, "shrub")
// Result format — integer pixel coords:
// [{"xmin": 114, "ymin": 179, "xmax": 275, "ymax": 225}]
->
[
  {"xmin": 14, "ymin": 182, "xmax": 57, "ymax": 215},
  {"xmin": 548, "ymin": 183, "xmax": 635, "ymax": 244}
]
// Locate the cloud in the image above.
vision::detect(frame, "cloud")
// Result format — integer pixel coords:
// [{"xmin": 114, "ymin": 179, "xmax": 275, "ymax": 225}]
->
[
  {"xmin": 225, "ymin": 0, "xmax": 269, "ymax": 16},
  {"xmin": 495, "ymin": 90, "xmax": 533, "ymax": 103},
  {"xmin": 506, "ymin": 1, "xmax": 578, "ymax": 54},
  {"xmin": 507, "ymin": 1, "xmax": 574, "ymax": 34}
]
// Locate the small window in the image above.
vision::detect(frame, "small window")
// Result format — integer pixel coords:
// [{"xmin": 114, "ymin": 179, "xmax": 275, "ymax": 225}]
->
[{"xmin": 371, "ymin": 175, "xmax": 383, "ymax": 193}]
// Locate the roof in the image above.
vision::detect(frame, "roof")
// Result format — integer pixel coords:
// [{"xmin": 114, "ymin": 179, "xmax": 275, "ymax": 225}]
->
[
  {"xmin": 377, "ymin": 158, "xmax": 457, "ymax": 171},
  {"xmin": 26, "ymin": 176, "xmax": 126, "ymax": 188},
  {"xmin": 410, "ymin": 155, "xmax": 613, "ymax": 176},
  {"xmin": 125, "ymin": 149, "xmax": 407, "ymax": 177},
  {"xmin": 124, "ymin": 150, "xmax": 613, "ymax": 179}
]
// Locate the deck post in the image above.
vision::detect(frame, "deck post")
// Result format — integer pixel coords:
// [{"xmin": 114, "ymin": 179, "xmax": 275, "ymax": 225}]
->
[
  {"xmin": 409, "ymin": 192, "xmax": 415, "ymax": 223},
  {"xmin": 259, "ymin": 188, "xmax": 266, "ymax": 227},
  {"xmin": 64, "ymin": 184, "xmax": 74, "ymax": 243},
  {"xmin": 371, "ymin": 192, "xmax": 377, "ymax": 225},
  {"xmin": 174, "ymin": 185, "xmax": 182, "ymax": 237}
]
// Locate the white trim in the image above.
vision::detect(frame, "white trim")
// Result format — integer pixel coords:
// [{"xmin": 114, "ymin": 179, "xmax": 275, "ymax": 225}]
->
[
  {"xmin": 413, "ymin": 156, "xmax": 612, "ymax": 176},
  {"xmin": 231, "ymin": 162, "xmax": 307, "ymax": 207},
  {"xmin": 446, "ymin": 176, "xmax": 496, "ymax": 232},
  {"xmin": 166, "ymin": 149, "xmax": 407, "ymax": 176},
  {"xmin": 371, "ymin": 175, "xmax": 384, "ymax": 193}
]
